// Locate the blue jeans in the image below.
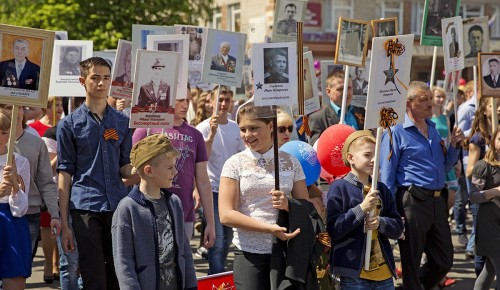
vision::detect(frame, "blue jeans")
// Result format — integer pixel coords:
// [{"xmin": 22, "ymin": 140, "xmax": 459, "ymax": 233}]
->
[
  {"xmin": 208, "ymin": 191, "xmax": 233, "ymax": 275},
  {"xmin": 453, "ymin": 175, "xmax": 467, "ymax": 235},
  {"xmin": 340, "ymin": 277, "xmax": 394, "ymax": 289},
  {"xmin": 56, "ymin": 217, "xmax": 82, "ymax": 290},
  {"xmin": 26, "ymin": 213, "xmax": 40, "ymax": 259}
]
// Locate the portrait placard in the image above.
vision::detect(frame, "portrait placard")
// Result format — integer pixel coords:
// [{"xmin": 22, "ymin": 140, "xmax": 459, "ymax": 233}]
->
[
  {"xmin": 349, "ymin": 58, "xmax": 371, "ymax": 108},
  {"xmin": 335, "ymin": 17, "xmax": 369, "ymax": 67},
  {"xmin": 130, "ymin": 50, "xmax": 180, "ymax": 128},
  {"xmin": 110, "ymin": 40, "xmax": 133, "ymax": 99},
  {"xmin": 93, "ymin": 51, "xmax": 116, "ymax": 71},
  {"xmin": 252, "ymin": 42, "xmax": 297, "ymax": 106},
  {"xmin": 131, "ymin": 24, "xmax": 175, "ymax": 76},
  {"xmin": 364, "ymin": 35, "xmax": 414, "ymax": 130},
  {"xmin": 479, "ymin": 53, "xmax": 500, "ymax": 97},
  {"xmin": 55, "ymin": 31, "xmax": 68, "ymax": 40},
  {"xmin": 271, "ymin": 0, "xmax": 307, "ymax": 43},
  {"xmin": 442, "ymin": 16, "xmax": 464, "ymax": 73},
  {"xmin": 49, "ymin": 40, "xmax": 93, "ymax": 97},
  {"xmin": 463, "ymin": 16, "xmax": 489, "ymax": 68},
  {"xmin": 302, "ymin": 51, "xmax": 320, "ymax": 115},
  {"xmin": 242, "ymin": 20, "xmax": 267, "ymax": 44},
  {"xmin": 420, "ymin": 0, "xmax": 460, "ymax": 46},
  {"xmin": 147, "ymin": 34, "xmax": 189, "ymax": 100},
  {"xmin": 201, "ymin": 28, "xmax": 246, "ymax": 87},
  {"xmin": 371, "ymin": 18, "xmax": 398, "ymax": 38},
  {"xmin": 0, "ymin": 24, "xmax": 54, "ymax": 107},
  {"xmin": 175, "ymin": 25, "xmax": 208, "ymax": 68},
  {"xmin": 320, "ymin": 60, "xmax": 343, "ymax": 107}
]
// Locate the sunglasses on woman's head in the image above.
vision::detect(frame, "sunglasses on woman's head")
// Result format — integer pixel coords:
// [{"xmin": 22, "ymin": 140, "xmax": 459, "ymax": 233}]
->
[{"xmin": 278, "ymin": 126, "xmax": 294, "ymax": 133}]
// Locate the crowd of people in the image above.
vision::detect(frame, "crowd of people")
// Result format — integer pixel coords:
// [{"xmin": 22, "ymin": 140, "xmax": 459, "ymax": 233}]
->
[{"xmin": 0, "ymin": 54, "xmax": 499, "ymax": 290}]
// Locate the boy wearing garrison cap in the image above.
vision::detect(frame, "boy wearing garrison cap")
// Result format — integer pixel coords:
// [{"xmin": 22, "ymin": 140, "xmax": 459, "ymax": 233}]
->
[
  {"xmin": 112, "ymin": 134, "xmax": 197, "ymax": 290},
  {"xmin": 326, "ymin": 130, "xmax": 403, "ymax": 288}
]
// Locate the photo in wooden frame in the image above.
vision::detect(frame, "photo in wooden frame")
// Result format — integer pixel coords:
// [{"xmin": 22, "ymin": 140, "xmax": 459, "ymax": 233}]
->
[
  {"xmin": 334, "ymin": 17, "xmax": 369, "ymax": 67},
  {"xmin": 371, "ymin": 17, "xmax": 398, "ymax": 38},
  {"xmin": 0, "ymin": 24, "xmax": 55, "ymax": 107},
  {"xmin": 479, "ymin": 53, "xmax": 500, "ymax": 97}
]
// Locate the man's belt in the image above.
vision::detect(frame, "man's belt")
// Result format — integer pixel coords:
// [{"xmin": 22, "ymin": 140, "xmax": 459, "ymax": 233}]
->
[{"xmin": 399, "ymin": 185, "xmax": 442, "ymax": 199}]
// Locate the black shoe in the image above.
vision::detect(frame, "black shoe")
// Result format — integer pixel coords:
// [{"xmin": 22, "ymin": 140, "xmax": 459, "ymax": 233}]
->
[{"xmin": 44, "ymin": 275, "xmax": 54, "ymax": 284}]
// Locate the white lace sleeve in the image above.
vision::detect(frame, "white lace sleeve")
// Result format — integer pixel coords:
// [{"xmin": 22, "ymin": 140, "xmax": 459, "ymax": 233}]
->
[
  {"xmin": 290, "ymin": 155, "xmax": 306, "ymax": 182},
  {"xmin": 42, "ymin": 137, "xmax": 57, "ymax": 153},
  {"xmin": 221, "ymin": 154, "xmax": 241, "ymax": 181},
  {"xmin": 9, "ymin": 154, "xmax": 30, "ymax": 217}
]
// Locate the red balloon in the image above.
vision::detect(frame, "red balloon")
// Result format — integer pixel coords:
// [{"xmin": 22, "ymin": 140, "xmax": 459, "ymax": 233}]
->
[{"xmin": 316, "ymin": 124, "xmax": 355, "ymax": 176}]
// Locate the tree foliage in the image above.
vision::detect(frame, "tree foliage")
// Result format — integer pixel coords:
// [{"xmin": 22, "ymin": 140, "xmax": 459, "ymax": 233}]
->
[{"xmin": 0, "ymin": 0, "xmax": 214, "ymax": 50}]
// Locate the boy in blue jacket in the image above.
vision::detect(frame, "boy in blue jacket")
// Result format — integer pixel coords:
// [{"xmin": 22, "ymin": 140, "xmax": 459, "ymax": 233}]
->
[
  {"xmin": 327, "ymin": 130, "xmax": 403, "ymax": 289},
  {"xmin": 112, "ymin": 134, "xmax": 197, "ymax": 290}
]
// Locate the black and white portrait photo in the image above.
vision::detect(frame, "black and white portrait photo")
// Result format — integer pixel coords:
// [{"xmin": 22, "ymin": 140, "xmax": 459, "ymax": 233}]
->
[
  {"xmin": 421, "ymin": 0, "xmax": 459, "ymax": 46},
  {"xmin": 264, "ymin": 47, "xmax": 289, "ymax": 84},
  {"xmin": 335, "ymin": 17, "xmax": 369, "ymax": 67},
  {"xmin": 59, "ymin": 46, "xmax": 81, "ymax": 76},
  {"xmin": 442, "ymin": 16, "xmax": 464, "ymax": 73},
  {"xmin": 271, "ymin": 0, "xmax": 307, "ymax": 42},
  {"xmin": 479, "ymin": 53, "xmax": 500, "ymax": 97},
  {"xmin": 372, "ymin": 18, "xmax": 398, "ymax": 38},
  {"xmin": 463, "ymin": 16, "xmax": 489, "ymax": 67}
]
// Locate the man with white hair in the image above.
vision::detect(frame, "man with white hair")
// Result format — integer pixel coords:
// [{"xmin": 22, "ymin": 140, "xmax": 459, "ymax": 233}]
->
[
  {"xmin": 210, "ymin": 42, "xmax": 236, "ymax": 73},
  {"xmin": 0, "ymin": 38, "xmax": 40, "ymax": 90}
]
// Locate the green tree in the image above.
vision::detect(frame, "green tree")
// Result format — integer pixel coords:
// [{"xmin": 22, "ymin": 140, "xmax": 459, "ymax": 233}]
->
[{"xmin": 0, "ymin": 0, "xmax": 214, "ymax": 50}]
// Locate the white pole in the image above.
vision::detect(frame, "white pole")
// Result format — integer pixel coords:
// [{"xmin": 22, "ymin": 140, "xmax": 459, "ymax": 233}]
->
[
  {"xmin": 339, "ymin": 65, "xmax": 349, "ymax": 125},
  {"xmin": 429, "ymin": 46, "xmax": 438, "ymax": 87},
  {"xmin": 451, "ymin": 72, "xmax": 458, "ymax": 121},
  {"xmin": 473, "ymin": 65, "xmax": 478, "ymax": 107},
  {"xmin": 364, "ymin": 127, "xmax": 383, "ymax": 270}
]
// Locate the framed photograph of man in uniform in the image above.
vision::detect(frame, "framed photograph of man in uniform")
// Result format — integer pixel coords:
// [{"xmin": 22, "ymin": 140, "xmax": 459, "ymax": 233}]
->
[
  {"xmin": 130, "ymin": 49, "xmax": 180, "ymax": 129},
  {"xmin": 49, "ymin": 40, "xmax": 92, "ymax": 97},
  {"xmin": 252, "ymin": 42, "xmax": 297, "ymax": 106},
  {"xmin": 335, "ymin": 17, "xmax": 369, "ymax": 67},
  {"xmin": 302, "ymin": 51, "xmax": 320, "ymax": 114},
  {"xmin": 371, "ymin": 18, "xmax": 398, "ymax": 38},
  {"xmin": 271, "ymin": 0, "xmax": 307, "ymax": 43},
  {"xmin": 442, "ymin": 16, "xmax": 464, "ymax": 73},
  {"xmin": 421, "ymin": 0, "xmax": 460, "ymax": 46},
  {"xmin": 175, "ymin": 25, "xmax": 208, "ymax": 67},
  {"xmin": 463, "ymin": 16, "xmax": 489, "ymax": 68},
  {"xmin": 201, "ymin": 28, "xmax": 246, "ymax": 87},
  {"xmin": 0, "ymin": 24, "xmax": 54, "ymax": 107},
  {"xmin": 349, "ymin": 58, "xmax": 371, "ymax": 108},
  {"xmin": 479, "ymin": 53, "xmax": 500, "ymax": 97},
  {"xmin": 147, "ymin": 34, "xmax": 189, "ymax": 100}
]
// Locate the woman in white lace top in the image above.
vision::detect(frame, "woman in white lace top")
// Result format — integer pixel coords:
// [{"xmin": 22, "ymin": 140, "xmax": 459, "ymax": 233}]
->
[
  {"xmin": 0, "ymin": 108, "xmax": 32, "ymax": 290},
  {"xmin": 219, "ymin": 102, "xmax": 309, "ymax": 290}
]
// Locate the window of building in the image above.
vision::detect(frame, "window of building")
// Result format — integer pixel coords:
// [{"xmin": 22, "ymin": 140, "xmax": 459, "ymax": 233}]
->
[
  {"xmin": 491, "ymin": 6, "xmax": 500, "ymax": 39},
  {"xmin": 229, "ymin": 4, "xmax": 241, "ymax": 32},
  {"xmin": 381, "ymin": 1, "xmax": 403, "ymax": 33},
  {"xmin": 213, "ymin": 9, "xmax": 222, "ymax": 30},
  {"xmin": 459, "ymin": 4, "xmax": 484, "ymax": 19},
  {"xmin": 411, "ymin": 2, "xmax": 425, "ymax": 35},
  {"xmin": 331, "ymin": 0, "xmax": 354, "ymax": 32}
]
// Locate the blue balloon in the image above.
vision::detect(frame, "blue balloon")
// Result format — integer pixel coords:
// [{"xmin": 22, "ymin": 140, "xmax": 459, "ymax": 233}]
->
[{"xmin": 280, "ymin": 140, "xmax": 321, "ymax": 186}]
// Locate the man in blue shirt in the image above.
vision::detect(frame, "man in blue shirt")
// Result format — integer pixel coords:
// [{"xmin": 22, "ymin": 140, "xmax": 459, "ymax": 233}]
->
[
  {"xmin": 308, "ymin": 69, "xmax": 365, "ymax": 145},
  {"xmin": 57, "ymin": 57, "xmax": 135, "ymax": 290},
  {"xmin": 379, "ymin": 81, "xmax": 464, "ymax": 290}
]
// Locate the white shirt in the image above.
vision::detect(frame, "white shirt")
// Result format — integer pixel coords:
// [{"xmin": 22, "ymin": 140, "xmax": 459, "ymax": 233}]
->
[
  {"xmin": 0, "ymin": 152, "xmax": 31, "ymax": 217},
  {"xmin": 196, "ymin": 119, "xmax": 245, "ymax": 191},
  {"xmin": 221, "ymin": 147, "xmax": 305, "ymax": 254}
]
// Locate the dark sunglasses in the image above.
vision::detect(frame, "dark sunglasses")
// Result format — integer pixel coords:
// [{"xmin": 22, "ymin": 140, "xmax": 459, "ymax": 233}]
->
[{"xmin": 278, "ymin": 126, "xmax": 294, "ymax": 133}]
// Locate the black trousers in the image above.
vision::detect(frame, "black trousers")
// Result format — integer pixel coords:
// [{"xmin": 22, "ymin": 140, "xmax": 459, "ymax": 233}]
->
[
  {"xmin": 233, "ymin": 250, "xmax": 272, "ymax": 290},
  {"xmin": 396, "ymin": 187, "xmax": 453, "ymax": 290},
  {"xmin": 71, "ymin": 210, "xmax": 119, "ymax": 290}
]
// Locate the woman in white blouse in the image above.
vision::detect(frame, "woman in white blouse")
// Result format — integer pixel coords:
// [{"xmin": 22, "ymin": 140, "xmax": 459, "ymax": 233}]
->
[
  {"xmin": 219, "ymin": 102, "xmax": 309, "ymax": 290},
  {"xmin": 0, "ymin": 108, "xmax": 31, "ymax": 290}
]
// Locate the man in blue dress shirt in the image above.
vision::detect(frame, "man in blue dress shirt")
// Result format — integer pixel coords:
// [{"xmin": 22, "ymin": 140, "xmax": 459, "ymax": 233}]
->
[
  {"xmin": 379, "ymin": 81, "xmax": 464, "ymax": 290},
  {"xmin": 57, "ymin": 57, "xmax": 135, "ymax": 290}
]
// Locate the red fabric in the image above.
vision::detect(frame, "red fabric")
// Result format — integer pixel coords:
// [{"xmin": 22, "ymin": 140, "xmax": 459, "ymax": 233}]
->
[
  {"xmin": 40, "ymin": 210, "xmax": 51, "ymax": 228},
  {"xmin": 29, "ymin": 120, "xmax": 51, "ymax": 137}
]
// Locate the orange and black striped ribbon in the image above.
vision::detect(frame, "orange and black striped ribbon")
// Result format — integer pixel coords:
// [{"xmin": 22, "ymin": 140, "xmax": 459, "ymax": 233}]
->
[{"xmin": 103, "ymin": 128, "xmax": 119, "ymax": 141}]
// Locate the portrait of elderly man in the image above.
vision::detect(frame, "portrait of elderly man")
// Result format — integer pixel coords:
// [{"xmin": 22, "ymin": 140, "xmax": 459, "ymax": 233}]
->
[
  {"xmin": 466, "ymin": 25, "xmax": 483, "ymax": 59},
  {"xmin": 0, "ymin": 38, "xmax": 40, "ymax": 90},
  {"xmin": 137, "ymin": 58, "xmax": 171, "ymax": 110},
  {"xmin": 210, "ymin": 41, "xmax": 237, "ymax": 73},
  {"xmin": 275, "ymin": 3, "xmax": 298, "ymax": 36},
  {"xmin": 264, "ymin": 48, "xmax": 289, "ymax": 84}
]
